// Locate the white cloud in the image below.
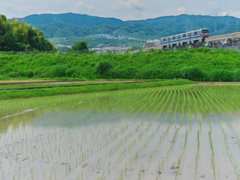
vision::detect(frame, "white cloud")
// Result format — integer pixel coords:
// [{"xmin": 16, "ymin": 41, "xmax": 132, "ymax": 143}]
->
[
  {"xmin": 4, "ymin": 2, "xmax": 33, "ymax": 14},
  {"xmin": 75, "ymin": 1, "xmax": 95, "ymax": 11},
  {"xmin": 2, "ymin": 0, "xmax": 240, "ymax": 21},
  {"xmin": 113, "ymin": 0, "xmax": 144, "ymax": 11},
  {"xmin": 219, "ymin": 10, "xmax": 240, "ymax": 17},
  {"xmin": 177, "ymin": 7, "xmax": 186, "ymax": 14}
]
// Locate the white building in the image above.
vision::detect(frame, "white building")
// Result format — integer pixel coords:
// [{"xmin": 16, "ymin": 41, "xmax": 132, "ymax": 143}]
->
[{"xmin": 153, "ymin": 39, "xmax": 161, "ymax": 46}]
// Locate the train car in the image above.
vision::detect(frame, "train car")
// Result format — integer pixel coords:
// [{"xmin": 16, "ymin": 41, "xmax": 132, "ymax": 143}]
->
[{"xmin": 160, "ymin": 28, "xmax": 209, "ymax": 49}]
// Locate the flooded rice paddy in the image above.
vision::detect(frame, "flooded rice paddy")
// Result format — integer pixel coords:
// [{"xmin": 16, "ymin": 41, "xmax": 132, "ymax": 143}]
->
[{"xmin": 1, "ymin": 85, "xmax": 240, "ymax": 180}]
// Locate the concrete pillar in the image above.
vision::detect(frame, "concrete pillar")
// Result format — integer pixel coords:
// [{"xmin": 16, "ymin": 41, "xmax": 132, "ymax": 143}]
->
[
  {"xmin": 189, "ymin": 44, "xmax": 195, "ymax": 49},
  {"xmin": 229, "ymin": 39, "xmax": 240, "ymax": 51}
]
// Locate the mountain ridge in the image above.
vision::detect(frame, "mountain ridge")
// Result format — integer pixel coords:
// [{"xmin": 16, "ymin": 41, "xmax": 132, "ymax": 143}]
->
[{"xmin": 8, "ymin": 13, "xmax": 240, "ymax": 45}]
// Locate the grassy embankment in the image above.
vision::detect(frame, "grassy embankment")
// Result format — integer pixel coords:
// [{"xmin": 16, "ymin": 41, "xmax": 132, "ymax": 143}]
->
[
  {"xmin": 1, "ymin": 48, "xmax": 240, "ymax": 82},
  {"xmin": 1, "ymin": 47, "xmax": 240, "ymax": 99},
  {"xmin": 0, "ymin": 79, "xmax": 190, "ymax": 100}
]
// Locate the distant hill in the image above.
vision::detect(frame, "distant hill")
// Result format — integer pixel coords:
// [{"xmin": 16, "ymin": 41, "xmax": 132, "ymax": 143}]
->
[
  {"xmin": 11, "ymin": 13, "xmax": 124, "ymax": 27},
  {"xmin": 9, "ymin": 13, "xmax": 240, "ymax": 45},
  {"xmin": 34, "ymin": 22, "xmax": 162, "ymax": 39},
  {"xmin": 12, "ymin": 13, "xmax": 240, "ymax": 28}
]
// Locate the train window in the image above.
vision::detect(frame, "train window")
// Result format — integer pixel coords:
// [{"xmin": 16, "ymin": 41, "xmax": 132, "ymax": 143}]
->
[
  {"xmin": 202, "ymin": 29, "xmax": 209, "ymax": 33},
  {"xmin": 164, "ymin": 39, "xmax": 166, "ymax": 41},
  {"xmin": 194, "ymin": 32, "xmax": 197, "ymax": 35},
  {"xmin": 173, "ymin": 37, "xmax": 176, "ymax": 39},
  {"xmin": 183, "ymin": 34, "xmax": 186, "ymax": 37}
]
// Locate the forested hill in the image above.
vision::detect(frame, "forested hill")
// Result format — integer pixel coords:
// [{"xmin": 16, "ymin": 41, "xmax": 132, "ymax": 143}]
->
[
  {"xmin": 10, "ymin": 13, "xmax": 240, "ymax": 40},
  {"xmin": 34, "ymin": 22, "xmax": 161, "ymax": 39},
  {"xmin": 12, "ymin": 13, "xmax": 124, "ymax": 27}
]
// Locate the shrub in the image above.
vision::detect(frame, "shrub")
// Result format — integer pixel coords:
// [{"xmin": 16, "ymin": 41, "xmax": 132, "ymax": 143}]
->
[
  {"xmin": 110, "ymin": 67, "xmax": 136, "ymax": 79},
  {"xmin": 179, "ymin": 66, "xmax": 205, "ymax": 81},
  {"xmin": 70, "ymin": 41, "xmax": 89, "ymax": 52},
  {"xmin": 233, "ymin": 69, "xmax": 240, "ymax": 82},
  {"xmin": 19, "ymin": 70, "xmax": 33, "ymax": 78},
  {"xmin": 66, "ymin": 68, "xmax": 77, "ymax": 77},
  {"xmin": 95, "ymin": 61, "xmax": 113, "ymax": 76},
  {"xmin": 208, "ymin": 69, "xmax": 233, "ymax": 82},
  {"xmin": 51, "ymin": 65, "xmax": 67, "ymax": 77}
]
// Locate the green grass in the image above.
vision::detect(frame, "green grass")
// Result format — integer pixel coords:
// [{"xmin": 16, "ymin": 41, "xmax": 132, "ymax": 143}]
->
[
  {"xmin": 0, "ymin": 79, "xmax": 190, "ymax": 100},
  {"xmin": 1, "ymin": 48, "xmax": 240, "ymax": 82},
  {"xmin": 0, "ymin": 80, "xmax": 156, "ymax": 90}
]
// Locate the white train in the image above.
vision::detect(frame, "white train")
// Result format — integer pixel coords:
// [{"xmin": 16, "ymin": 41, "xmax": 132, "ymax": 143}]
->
[{"xmin": 160, "ymin": 28, "xmax": 209, "ymax": 49}]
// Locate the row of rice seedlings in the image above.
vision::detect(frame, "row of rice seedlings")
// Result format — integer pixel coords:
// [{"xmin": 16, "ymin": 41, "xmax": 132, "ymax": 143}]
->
[
  {"xmin": 140, "ymin": 87, "xmax": 182, "ymax": 178},
  {"xmin": 116, "ymin": 88, "xmax": 169, "ymax": 159},
  {"xmin": 208, "ymin": 130, "xmax": 216, "ymax": 179},
  {"xmin": 142, "ymin": 88, "xmax": 178, "ymax": 165},
  {"xmin": 190, "ymin": 88, "xmax": 218, "ymax": 179},
  {"xmin": 198, "ymin": 88, "xmax": 240, "ymax": 179},
  {"xmin": 84, "ymin": 89, "xmax": 157, "ymax": 173},
  {"xmin": 158, "ymin": 88, "xmax": 181, "ymax": 173},
  {"xmin": 130, "ymin": 100, "xmax": 176, "ymax": 178},
  {"xmin": 189, "ymin": 90, "xmax": 202, "ymax": 130},
  {"xmin": 0, "ymin": 90, "xmax": 142, "ymax": 178},
  {"xmin": 110, "ymin": 88, "xmax": 174, "ymax": 179},
  {"xmin": 201, "ymin": 89, "xmax": 240, "ymax": 179},
  {"xmin": 109, "ymin": 88, "xmax": 163, "ymax": 157},
  {"xmin": 99, "ymin": 89, "xmax": 166, "ymax": 178},
  {"xmin": 205, "ymin": 85, "xmax": 240, "ymax": 117},
  {"xmin": 180, "ymin": 89, "xmax": 186, "ymax": 126},
  {"xmin": 194, "ymin": 130, "xmax": 200, "ymax": 179},
  {"xmin": 102, "ymin": 89, "xmax": 155, "ymax": 146},
  {"xmin": 175, "ymin": 130, "xmax": 189, "ymax": 179},
  {"xmin": 63, "ymin": 89, "xmax": 152, "ymax": 176},
  {"xmin": 128, "ymin": 88, "xmax": 160, "ymax": 119},
  {"xmin": 138, "ymin": 88, "xmax": 182, "ymax": 178},
  {"xmin": 87, "ymin": 88, "xmax": 165, "ymax": 177},
  {"xmin": 186, "ymin": 89, "xmax": 192, "ymax": 130},
  {"xmin": 204, "ymin": 87, "xmax": 240, "ymax": 151}
]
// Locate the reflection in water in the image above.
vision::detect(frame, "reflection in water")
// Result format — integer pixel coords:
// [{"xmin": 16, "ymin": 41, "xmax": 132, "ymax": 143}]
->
[{"xmin": 1, "ymin": 85, "xmax": 240, "ymax": 179}]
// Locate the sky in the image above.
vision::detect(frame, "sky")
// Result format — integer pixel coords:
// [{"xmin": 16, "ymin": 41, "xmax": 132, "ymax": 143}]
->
[{"xmin": 1, "ymin": 0, "xmax": 240, "ymax": 21}]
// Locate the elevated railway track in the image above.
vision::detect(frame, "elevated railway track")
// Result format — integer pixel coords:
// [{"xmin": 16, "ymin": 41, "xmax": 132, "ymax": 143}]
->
[{"xmin": 159, "ymin": 29, "xmax": 240, "ymax": 51}]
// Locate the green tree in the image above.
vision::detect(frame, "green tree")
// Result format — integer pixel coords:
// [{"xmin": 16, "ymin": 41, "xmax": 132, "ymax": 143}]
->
[
  {"xmin": 0, "ymin": 14, "xmax": 56, "ymax": 51},
  {"xmin": 1, "ymin": 31, "xmax": 24, "ymax": 51},
  {"xmin": 70, "ymin": 41, "xmax": 88, "ymax": 52}
]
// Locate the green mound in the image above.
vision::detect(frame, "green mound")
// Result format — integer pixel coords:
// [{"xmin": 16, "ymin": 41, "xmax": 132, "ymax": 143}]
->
[{"xmin": 0, "ymin": 48, "xmax": 240, "ymax": 81}]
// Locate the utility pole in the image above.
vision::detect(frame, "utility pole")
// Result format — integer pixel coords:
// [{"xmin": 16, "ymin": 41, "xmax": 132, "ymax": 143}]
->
[
  {"xmin": 174, "ymin": 13, "xmax": 176, "ymax": 30},
  {"xmin": 215, "ymin": 22, "xmax": 217, "ymax": 34},
  {"xmin": 227, "ymin": 13, "xmax": 229, "ymax": 27}
]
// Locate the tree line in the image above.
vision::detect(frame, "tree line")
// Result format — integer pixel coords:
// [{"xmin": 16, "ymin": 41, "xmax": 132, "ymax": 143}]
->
[{"xmin": 0, "ymin": 14, "xmax": 56, "ymax": 51}]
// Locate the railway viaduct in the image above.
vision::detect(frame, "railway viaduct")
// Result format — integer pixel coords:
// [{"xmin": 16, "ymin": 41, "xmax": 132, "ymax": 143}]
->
[
  {"xmin": 158, "ymin": 32, "xmax": 240, "ymax": 51},
  {"xmin": 205, "ymin": 32, "xmax": 240, "ymax": 50}
]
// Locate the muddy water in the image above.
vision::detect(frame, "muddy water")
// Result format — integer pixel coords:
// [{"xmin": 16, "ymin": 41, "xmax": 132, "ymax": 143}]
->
[{"xmin": 1, "ymin": 85, "xmax": 240, "ymax": 180}]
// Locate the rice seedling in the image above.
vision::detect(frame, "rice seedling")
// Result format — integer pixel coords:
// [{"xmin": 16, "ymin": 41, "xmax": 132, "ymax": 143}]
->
[
  {"xmin": 1, "ymin": 84, "xmax": 240, "ymax": 179},
  {"xmin": 175, "ymin": 130, "xmax": 188, "ymax": 179},
  {"xmin": 194, "ymin": 130, "xmax": 200, "ymax": 179}
]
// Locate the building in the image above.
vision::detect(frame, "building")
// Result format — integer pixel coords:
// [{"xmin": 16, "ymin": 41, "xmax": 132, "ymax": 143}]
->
[
  {"xmin": 109, "ymin": 34, "xmax": 118, "ymax": 37},
  {"xmin": 97, "ymin": 44, "xmax": 110, "ymax": 48},
  {"xmin": 154, "ymin": 39, "xmax": 161, "ymax": 46},
  {"xmin": 144, "ymin": 40, "xmax": 155, "ymax": 48}
]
